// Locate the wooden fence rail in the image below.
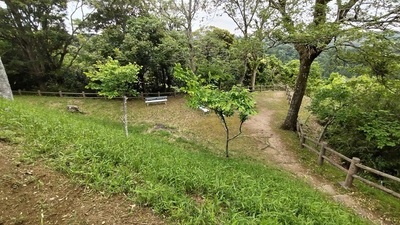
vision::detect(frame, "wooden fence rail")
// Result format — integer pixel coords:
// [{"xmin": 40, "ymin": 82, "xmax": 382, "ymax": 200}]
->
[
  {"xmin": 12, "ymin": 85, "xmax": 285, "ymax": 99},
  {"xmin": 12, "ymin": 90, "xmax": 182, "ymax": 99},
  {"xmin": 285, "ymin": 86, "xmax": 400, "ymax": 199}
]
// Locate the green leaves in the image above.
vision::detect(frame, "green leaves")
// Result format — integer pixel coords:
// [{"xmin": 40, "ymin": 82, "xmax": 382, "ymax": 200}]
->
[
  {"xmin": 85, "ymin": 57, "xmax": 141, "ymax": 98},
  {"xmin": 174, "ymin": 64, "xmax": 256, "ymax": 122},
  {"xmin": 310, "ymin": 73, "xmax": 400, "ymax": 174},
  {"xmin": 174, "ymin": 64, "xmax": 257, "ymax": 157}
]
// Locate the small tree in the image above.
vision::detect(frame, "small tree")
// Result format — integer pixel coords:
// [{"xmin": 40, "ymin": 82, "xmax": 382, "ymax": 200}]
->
[
  {"xmin": 85, "ymin": 57, "xmax": 141, "ymax": 136},
  {"xmin": 174, "ymin": 64, "xmax": 256, "ymax": 157}
]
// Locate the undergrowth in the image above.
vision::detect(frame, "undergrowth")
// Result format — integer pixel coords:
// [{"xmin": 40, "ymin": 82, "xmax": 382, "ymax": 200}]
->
[{"xmin": 0, "ymin": 98, "xmax": 369, "ymax": 224}]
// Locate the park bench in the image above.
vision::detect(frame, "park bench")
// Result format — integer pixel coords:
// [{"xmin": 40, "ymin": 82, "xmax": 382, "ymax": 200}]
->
[
  {"xmin": 145, "ymin": 96, "xmax": 168, "ymax": 106},
  {"xmin": 199, "ymin": 106, "xmax": 210, "ymax": 113}
]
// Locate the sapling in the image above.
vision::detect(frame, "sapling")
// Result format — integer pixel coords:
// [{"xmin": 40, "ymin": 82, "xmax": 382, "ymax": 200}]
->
[
  {"xmin": 174, "ymin": 64, "xmax": 257, "ymax": 157},
  {"xmin": 85, "ymin": 57, "xmax": 140, "ymax": 137}
]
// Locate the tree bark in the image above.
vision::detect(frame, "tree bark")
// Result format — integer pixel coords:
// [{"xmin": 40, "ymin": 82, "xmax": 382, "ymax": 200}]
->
[
  {"xmin": 0, "ymin": 57, "xmax": 14, "ymax": 100},
  {"xmin": 123, "ymin": 96, "xmax": 128, "ymax": 137},
  {"xmin": 250, "ymin": 61, "xmax": 260, "ymax": 91},
  {"xmin": 281, "ymin": 45, "xmax": 320, "ymax": 130}
]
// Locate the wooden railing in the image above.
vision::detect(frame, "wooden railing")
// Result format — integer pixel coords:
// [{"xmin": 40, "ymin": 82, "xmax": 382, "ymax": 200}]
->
[
  {"xmin": 12, "ymin": 84, "xmax": 285, "ymax": 99},
  {"xmin": 12, "ymin": 90, "xmax": 182, "ymax": 99},
  {"xmin": 285, "ymin": 86, "xmax": 400, "ymax": 199}
]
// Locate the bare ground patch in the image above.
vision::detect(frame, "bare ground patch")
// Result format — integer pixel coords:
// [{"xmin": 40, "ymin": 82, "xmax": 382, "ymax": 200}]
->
[{"xmin": 0, "ymin": 143, "xmax": 165, "ymax": 225}]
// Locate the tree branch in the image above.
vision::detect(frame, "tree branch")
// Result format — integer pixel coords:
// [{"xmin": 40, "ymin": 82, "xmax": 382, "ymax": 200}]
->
[{"xmin": 228, "ymin": 119, "xmax": 245, "ymax": 141}]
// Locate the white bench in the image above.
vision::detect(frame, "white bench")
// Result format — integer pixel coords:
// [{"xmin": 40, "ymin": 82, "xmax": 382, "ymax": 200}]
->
[
  {"xmin": 199, "ymin": 106, "xmax": 210, "ymax": 113},
  {"xmin": 145, "ymin": 96, "xmax": 168, "ymax": 106}
]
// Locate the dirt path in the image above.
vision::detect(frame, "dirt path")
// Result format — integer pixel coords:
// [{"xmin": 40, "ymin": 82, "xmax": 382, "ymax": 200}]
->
[
  {"xmin": 245, "ymin": 91, "xmax": 388, "ymax": 225},
  {"xmin": 0, "ymin": 143, "xmax": 165, "ymax": 225}
]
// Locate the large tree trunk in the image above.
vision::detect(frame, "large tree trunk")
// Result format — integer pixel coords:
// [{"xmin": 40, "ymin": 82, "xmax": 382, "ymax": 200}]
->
[
  {"xmin": 0, "ymin": 57, "xmax": 14, "ymax": 100},
  {"xmin": 281, "ymin": 45, "xmax": 320, "ymax": 130}
]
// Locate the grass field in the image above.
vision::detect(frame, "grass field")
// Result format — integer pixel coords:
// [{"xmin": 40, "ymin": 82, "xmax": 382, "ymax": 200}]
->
[{"xmin": 0, "ymin": 93, "xmax": 372, "ymax": 224}]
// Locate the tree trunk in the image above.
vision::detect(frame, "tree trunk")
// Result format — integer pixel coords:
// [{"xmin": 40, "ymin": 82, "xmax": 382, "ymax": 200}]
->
[
  {"xmin": 0, "ymin": 57, "xmax": 14, "ymax": 100},
  {"xmin": 281, "ymin": 45, "xmax": 320, "ymax": 130},
  {"xmin": 250, "ymin": 61, "xmax": 260, "ymax": 91},
  {"xmin": 237, "ymin": 57, "xmax": 249, "ymax": 86},
  {"xmin": 123, "ymin": 96, "xmax": 128, "ymax": 137}
]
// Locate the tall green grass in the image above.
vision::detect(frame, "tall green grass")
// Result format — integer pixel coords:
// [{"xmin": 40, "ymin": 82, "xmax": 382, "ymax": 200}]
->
[{"xmin": 0, "ymin": 98, "xmax": 368, "ymax": 224}]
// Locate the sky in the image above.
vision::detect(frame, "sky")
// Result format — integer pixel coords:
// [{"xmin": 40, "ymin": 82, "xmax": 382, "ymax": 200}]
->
[
  {"xmin": 193, "ymin": 11, "xmax": 239, "ymax": 34},
  {"xmin": 66, "ymin": 2, "xmax": 240, "ymax": 35}
]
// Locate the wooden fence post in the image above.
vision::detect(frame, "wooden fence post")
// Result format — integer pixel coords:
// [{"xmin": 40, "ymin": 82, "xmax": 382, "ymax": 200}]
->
[
  {"xmin": 59, "ymin": 90, "xmax": 63, "ymax": 97},
  {"xmin": 343, "ymin": 157, "xmax": 361, "ymax": 188},
  {"xmin": 318, "ymin": 143, "xmax": 326, "ymax": 165},
  {"xmin": 140, "ymin": 92, "xmax": 144, "ymax": 99},
  {"xmin": 157, "ymin": 91, "xmax": 160, "ymax": 97},
  {"xmin": 18, "ymin": 89, "xmax": 22, "ymax": 95},
  {"xmin": 37, "ymin": 90, "xmax": 41, "ymax": 96},
  {"xmin": 300, "ymin": 134, "xmax": 305, "ymax": 148},
  {"xmin": 82, "ymin": 91, "xmax": 86, "ymax": 98},
  {"xmin": 174, "ymin": 90, "xmax": 177, "ymax": 97}
]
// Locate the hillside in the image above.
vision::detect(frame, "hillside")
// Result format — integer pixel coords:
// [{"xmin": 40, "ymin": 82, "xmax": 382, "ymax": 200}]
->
[{"xmin": 0, "ymin": 93, "xmax": 370, "ymax": 224}]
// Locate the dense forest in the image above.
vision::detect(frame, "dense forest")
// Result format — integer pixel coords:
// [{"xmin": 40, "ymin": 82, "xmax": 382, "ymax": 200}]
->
[{"xmin": 1, "ymin": 1, "xmax": 399, "ymax": 180}]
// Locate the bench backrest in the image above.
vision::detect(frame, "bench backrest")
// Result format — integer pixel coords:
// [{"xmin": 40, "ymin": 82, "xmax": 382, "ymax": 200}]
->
[{"xmin": 145, "ymin": 96, "xmax": 168, "ymax": 101}]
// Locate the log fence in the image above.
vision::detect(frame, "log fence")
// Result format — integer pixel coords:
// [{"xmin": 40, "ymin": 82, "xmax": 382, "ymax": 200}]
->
[
  {"xmin": 285, "ymin": 86, "xmax": 400, "ymax": 199},
  {"xmin": 13, "ymin": 90, "xmax": 182, "ymax": 99},
  {"xmin": 13, "ymin": 84, "xmax": 285, "ymax": 99}
]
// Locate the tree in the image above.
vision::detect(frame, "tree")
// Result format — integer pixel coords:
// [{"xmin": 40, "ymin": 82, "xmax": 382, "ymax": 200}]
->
[
  {"xmin": 215, "ymin": 0, "xmax": 270, "ymax": 89},
  {"xmin": 85, "ymin": 57, "xmax": 141, "ymax": 137},
  {"xmin": 78, "ymin": 15, "xmax": 185, "ymax": 93},
  {"xmin": 153, "ymin": 0, "xmax": 208, "ymax": 71},
  {"xmin": 194, "ymin": 27, "xmax": 235, "ymax": 89},
  {"xmin": 215, "ymin": 0, "xmax": 261, "ymax": 39},
  {"xmin": 83, "ymin": 0, "xmax": 147, "ymax": 32},
  {"xmin": 0, "ymin": 57, "xmax": 13, "ymax": 100},
  {"xmin": 310, "ymin": 74, "xmax": 400, "ymax": 176},
  {"xmin": 335, "ymin": 31, "xmax": 400, "ymax": 84},
  {"xmin": 174, "ymin": 64, "xmax": 256, "ymax": 157},
  {"xmin": 0, "ymin": 0, "xmax": 73, "ymax": 89},
  {"xmin": 121, "ymin": 16, "xmax": 167, "ymax": 92},
  {"xmin": 265, "ymin": 0, "xmax": 400, "ymax": 130}
]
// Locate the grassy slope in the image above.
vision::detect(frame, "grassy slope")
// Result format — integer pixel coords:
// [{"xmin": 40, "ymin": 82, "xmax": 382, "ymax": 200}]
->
[{"xmin": 0, "ymin": 97, "xmax": 368, "ymax": 224}]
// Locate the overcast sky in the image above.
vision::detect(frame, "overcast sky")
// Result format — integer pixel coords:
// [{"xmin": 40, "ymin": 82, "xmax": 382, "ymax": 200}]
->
[{"xmin": 66, "ymin": 2, "xmax": 239, "ymax": 35}]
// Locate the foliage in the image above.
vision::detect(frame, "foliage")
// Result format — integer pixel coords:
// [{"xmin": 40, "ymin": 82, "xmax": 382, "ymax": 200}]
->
[
  {"xmin": 0, "ymin": 98, "xmax": 368, "ymax": 224},
  {"xmin": 174, "ymin": 64, "xmax": 257, "ymax": 157},
  {"xmin": 85, "ymin": 57, "xmax": 140, "ymax": 98},
  {"xmin": 336, "ymin": 31, "xmax": 400, "ymax": 83},
  {"xmin": 0, "ymin": 0, "xmax": 73, "ymax": 89},
  {"xmin": 282, "ymin": 60, "xmax": 323, "ymax": 95},
  {"xmin": 310, "ymin": 74, "xmax": 400, "ymax": 176},
  {"xmin": 194, "ymin": 27, "xmax": 235, "ymax": 89},
  {"xmin": 266, "ymin": 0, "xmax": 400, "ymax": 130},
  {"xmin": 78, "ymin": 16, "xmax": 187, "ymax": 92},
  {"xmin": 83, "ymin": 0, "xmax": 147, "ymax": 31}
]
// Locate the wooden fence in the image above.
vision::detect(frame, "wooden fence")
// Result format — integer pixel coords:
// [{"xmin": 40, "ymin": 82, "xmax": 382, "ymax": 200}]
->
[
  {"xmin": 12, "ymin": 84, "xmax": 285, "ymax": 99},
  {"xmin": 12, "ymin": 89, "xmax": 182, "ymax": 99},
  {"xmin": 285, "ymin": 86, "xmax": 400, "ymax": 199}
]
